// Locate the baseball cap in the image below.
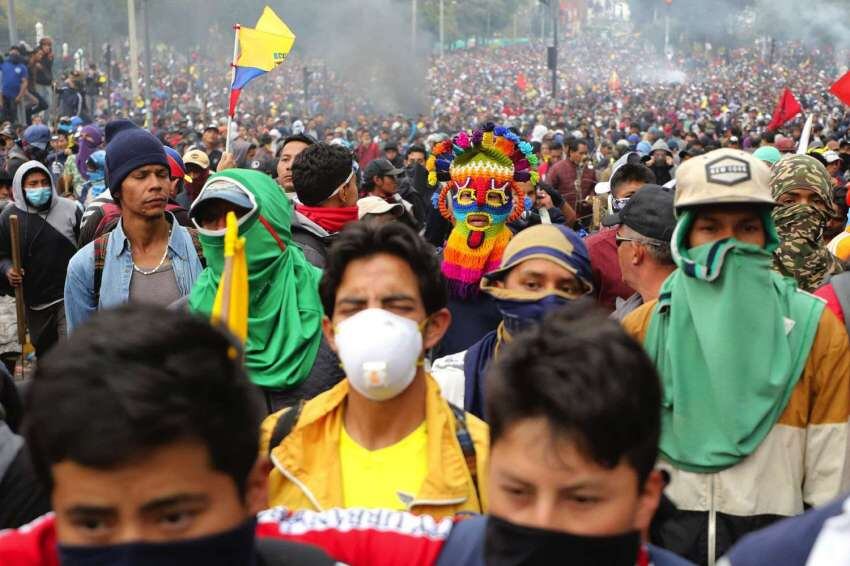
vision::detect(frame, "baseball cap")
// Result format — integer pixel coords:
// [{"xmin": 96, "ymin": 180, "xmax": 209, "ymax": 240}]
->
[
  {"xmin": 775, "ymin": 137, "xmax": 796, "ymax": 153},
  {"xmin": 248, "ymin": 156, "xmax": 275, "ymax": 176},
  {"xmin": 190, "ymin": 179, "xmax": 255, "ymax": 228},
  {"xmin": 383, "ymin": 141, "xmax": 399, "ymax": 152},
  {"xmin": 183, "ymin": 148, "xmax": 210, "ymax": 169},
  {"xmin": 357, "ymin": 196, "xmax": 403, "ymax": 220},
  {"xmin": 363, "ymin": 158, "xmax": 404, "ymax": 181},
  {"xmin": 602, "ymin": 184, "xmax": 676, "ymax": 242},
  {"xmin": 753, "ymin": 146, "xmax": 781, "ymax": 165},
  {"xmin": 823, "ymin": 150, "xmax": 841, "ymax": 164},
  {"xmin": 164, "ymin": 146, "xmax": 192, "ymax": 183},
  {"xmin": 23, "ymin": 125, "xmax": 50, "ymax": 151},
  {"xmin": 0, "ymin": 124, "xmax": 15, "ymax": 139},
  {"xmin": 673, "ymin": 148, "xmax": 776, "ymax": 212}
]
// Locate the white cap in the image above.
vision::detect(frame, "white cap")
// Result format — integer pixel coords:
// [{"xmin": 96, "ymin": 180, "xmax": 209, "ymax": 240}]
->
[
  {"xmin": 357, "ymin": 196, "xmax": 403, "ymax": 220},
  {"xmin": 823, "ymin": 150, "xmax": 841, "ymax": 164}
]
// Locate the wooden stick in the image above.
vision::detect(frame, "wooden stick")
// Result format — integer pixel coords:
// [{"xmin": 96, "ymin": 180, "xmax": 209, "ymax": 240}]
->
[{"xmin": 9, "ymin": 215, "xmax": 27, "ymax": 368}]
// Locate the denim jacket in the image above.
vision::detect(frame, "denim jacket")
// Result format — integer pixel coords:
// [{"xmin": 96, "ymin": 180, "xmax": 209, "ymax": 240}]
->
[{"xmin": 64, "ymin": 214, "xmax": 202, "ymax": 332}]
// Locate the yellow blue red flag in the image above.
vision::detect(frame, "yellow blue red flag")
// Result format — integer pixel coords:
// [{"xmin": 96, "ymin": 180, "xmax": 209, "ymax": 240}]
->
[
  {"xmin": 229, "ymin": 6, "xmax": 296, "ymax": 116},
  {"xmin": 211, "ymin": 212, "xmax": 249, "ymax": 345}
]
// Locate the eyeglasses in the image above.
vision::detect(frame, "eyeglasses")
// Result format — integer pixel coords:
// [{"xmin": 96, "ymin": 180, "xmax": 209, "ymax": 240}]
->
[{"xmin": 615, "ymin": 234, "xmax": 662, "ymax": 248}]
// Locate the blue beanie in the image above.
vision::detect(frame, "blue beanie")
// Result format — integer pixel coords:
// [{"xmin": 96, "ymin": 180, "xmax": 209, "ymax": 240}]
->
[{"xmin": 105, "ymin": 120, "xmax": 169, "ymax": 195}]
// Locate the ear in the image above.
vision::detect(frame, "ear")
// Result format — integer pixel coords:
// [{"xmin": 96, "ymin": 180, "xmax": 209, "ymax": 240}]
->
[
  {"xmin": 633, "ymin": 469, "xmax": 664, "ymax": 535},
  {"xmin": 632, "ymin": 243, "xmax": 646, "ymax": 266},
  {"xmin": 321, "ymin": 315, "xmax": 338, "ymax": 353},
  {"xmin": 245, "ymin": 456, "xmax": 272, "ymax": 514},
  {"xmin": 422, "ymin": 307, "xmax": 452, "ymax": 350}
]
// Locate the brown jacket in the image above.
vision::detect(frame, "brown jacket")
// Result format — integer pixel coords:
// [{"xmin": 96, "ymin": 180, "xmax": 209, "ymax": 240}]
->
[{"xmin": 547, "ymin": 158, "xmax": 597, "ymax": 213}]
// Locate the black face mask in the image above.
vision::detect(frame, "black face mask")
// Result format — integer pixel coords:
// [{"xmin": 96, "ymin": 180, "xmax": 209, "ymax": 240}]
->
[
  {"xmin": 59, "ymin": 517, "xmax": 257, "ymax": 566},
  {"xmin": 484, "ymin": 515, "xmax": 641, "ymax": 566}
]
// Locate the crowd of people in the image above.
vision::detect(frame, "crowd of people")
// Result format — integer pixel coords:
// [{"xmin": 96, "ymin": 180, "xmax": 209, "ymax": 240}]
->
[{"xmin": 0, "ymin": 5, "xmax": 848, "ymax": 566}]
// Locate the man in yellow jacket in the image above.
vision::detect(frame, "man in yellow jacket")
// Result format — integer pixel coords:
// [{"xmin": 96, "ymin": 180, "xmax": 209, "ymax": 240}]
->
[
  {"xmin": 622, "ymin": 148, "xmax": 850, "ymax": 564},
  {"xmin": 260, "ymin": 222, "xmax": 487, "ymax": 519}
]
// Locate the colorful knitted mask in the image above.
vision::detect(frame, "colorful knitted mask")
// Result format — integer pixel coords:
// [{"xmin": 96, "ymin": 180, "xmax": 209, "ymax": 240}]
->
[{"xmin": 428, "ymin": 124, "xmax": 537, "ymax": 297}]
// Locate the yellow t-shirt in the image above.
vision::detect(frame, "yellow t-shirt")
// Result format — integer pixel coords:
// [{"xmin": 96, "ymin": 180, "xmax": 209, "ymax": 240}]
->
[{"xmin": 340, "ymin": 421, "xmax": 428, "ymax": 510}]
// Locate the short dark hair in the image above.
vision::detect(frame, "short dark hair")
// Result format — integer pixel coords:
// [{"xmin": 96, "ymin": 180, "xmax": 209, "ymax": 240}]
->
[
  {"xmin": 25, "ymin": 306, "xmax": 263, "ymax": 495},
  {"xmin": 405, "ymin": 144, "xmax": 426, "ymax": 159},
  {"xmin": 544, "ymin": 139, "xmax": 564, "ymax": 151},
  {"xmin": 319, "ymin": 222, "xmax": 447, "ymax": 316},
  {"xmin": 610, "ymin": 163, "xmax": 656, "ymax": 196},
  {"xmin": 292, "ymin": 143, "xmax": 353, "ymax": 206},
  {"xmin": 486, "ymin": 301, "xmax": 661, "ymax": 484},
  {"xmin": 567, "ymin": 138, "xmax": 588, "ymax": 153},
  {"xmin": 762, "ymin": 131, "xmax": 776, "ymax": 144},
  {"xmin": 278, "ymin": 133, "xmax": 316, "ymax": 157}
]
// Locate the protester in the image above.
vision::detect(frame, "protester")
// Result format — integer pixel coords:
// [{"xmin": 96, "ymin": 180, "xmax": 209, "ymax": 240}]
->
[
  {"xmin": 548, "ymin": 137, "xmax": 596, "ymax": 215},
  {"xmin": 64, "ymin": 120, "xmax": 202, "ymax": 331},
  {"xmin": 356, "ymin": 195, "xmax": 404, "ymax": 225},
  {"xmin": 254, "ymin": 303, "xmax": 691, "ymax": 565},
  {"xmin": 181, "ymin": 147, "xmax": 211, "ymax": 205},
  {"xmin": 276, "ymin": 133, "xmax": 315, "ymax": 197},
  {"xmin": 289, "ymin": 142, "xmax": 360, "ymax": 268},
  {"xmin": 645, "ymin": 140, "xmax": 676, "ymax": 186},
  {"xmin": 607, "ymin": 185, "xmax": 677, "ymax": 320},
  {"xmin": 0, "ymin": 160, "xmax": 79, "ymax": 355},
  {"xmin": 189, "ymin": 169, "xmax": 344, "ymax": 411},
  {"xmin": 585, "ymin": 155, "xmax": 655, "ymax": 311},
  {"xmin": 623, "ymin": 148, "xmax": 850, "ymax": 564},
  {"xmin": 5, "ymin": 125, "xmax": 51, "ymax": 179},
  {"xmin": 1, "ymin": 45, "xmax": 29, "ymax": 125},
  {"xmin": 260, "ymin": 222, "xmax": 488, "ymax": 518},
  {"xmin": 426, "ymin": 125, "xmax": 531, "ymax": 357},
  {"xmin": 431, "ymin": 222, "xmax": 593, "ymax": 416},
  {"xmin": 0, "ymin": 305, "xmax": 336, "ymax": 565},
  {"xmin": 770, "ymin": 154, "xmax": 844, "ymax": 292},
  {"xmin": 62, "ymin": 124, "xmax": 102, "ymax": 200},
  {"xmin": 27, "ymin": 38, "xmax": 54, "ymax": 119},
  {"xmin": 353, "ymin": 129, "xmax": 380, "ymax": 168}
]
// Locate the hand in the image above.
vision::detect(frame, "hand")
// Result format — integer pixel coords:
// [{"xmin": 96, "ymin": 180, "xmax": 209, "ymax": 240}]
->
[
  {"xmin": 217, "ymin": 152, "xmax": 237, "ymax": 172},
  {"xmin": 6, "ymin": 267, "xmax": 23, "ymax": 288},
  {"xmin": 666, "ymin": 155, "xmax": 674, "ymax": 166},
  {"xmin": 536, "ymin": 190, "xmax": 554, "ymax": 209}
]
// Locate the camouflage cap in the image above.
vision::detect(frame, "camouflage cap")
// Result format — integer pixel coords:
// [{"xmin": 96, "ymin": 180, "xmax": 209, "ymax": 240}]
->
[{"xmin": 674, "ymin": 148, "xmax": 776, "ymax": 213}]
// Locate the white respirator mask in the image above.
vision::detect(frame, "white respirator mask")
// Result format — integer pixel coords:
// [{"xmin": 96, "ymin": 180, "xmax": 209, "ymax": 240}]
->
[{"xmin": 333, "ymin": 308, "xmax": 424, "ymax": 402}]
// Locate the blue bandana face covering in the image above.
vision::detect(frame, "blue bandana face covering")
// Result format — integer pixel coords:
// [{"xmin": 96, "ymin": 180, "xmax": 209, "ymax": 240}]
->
[
  {"xmin": 494, "ymin": 293, "xmax": 572, "ymax": 334},
  {"xmin": 58, "ymin": 518, "xmax": 257, "ymax": 566}
]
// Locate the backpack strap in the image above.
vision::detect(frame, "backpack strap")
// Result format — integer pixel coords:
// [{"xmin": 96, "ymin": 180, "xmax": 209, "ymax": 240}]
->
[
  {"xmin": 267, "ymin": 400, "xmax": 305, "ymax": 458},
  {"xmin": 831, "ymin": 272, "xmax": 850, "ymax": 336},
  {"xmin": 449, "ymin": 403, "xmax": 481, "ymax": 508},
  {"xmin": 92, "ymin": 233, "xmax": 109, "ymax": 307}
]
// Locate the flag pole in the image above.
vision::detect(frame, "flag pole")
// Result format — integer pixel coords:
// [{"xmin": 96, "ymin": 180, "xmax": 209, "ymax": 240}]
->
[
  {"xmin": 226, "ymin": 24, "xmax": 240, "ymax": 155},
  {"xmin": 797, "ymin": 114, "xmax": 813, "ymax": 155}
]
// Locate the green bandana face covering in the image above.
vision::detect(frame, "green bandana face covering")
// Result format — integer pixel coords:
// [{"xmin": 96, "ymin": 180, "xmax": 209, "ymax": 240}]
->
[
  {"xmin": 189, "ymin": 170, "xmax": 324, "ymax": 390},
  {"xmin": 643, "ymin": 210, "xmax": 824, "ymax": 472}
]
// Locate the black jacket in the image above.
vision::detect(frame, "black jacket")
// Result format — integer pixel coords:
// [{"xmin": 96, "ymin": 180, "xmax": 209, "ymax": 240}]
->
[{"xmin": 0, "ymin": 161, "xmax": 80, "ymax": 307}]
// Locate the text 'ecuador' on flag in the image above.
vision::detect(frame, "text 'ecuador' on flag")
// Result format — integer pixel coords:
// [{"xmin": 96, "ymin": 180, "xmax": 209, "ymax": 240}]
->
[{"xmin": 229, "ymin": 6, "xmax": 296, "ymax": 116}]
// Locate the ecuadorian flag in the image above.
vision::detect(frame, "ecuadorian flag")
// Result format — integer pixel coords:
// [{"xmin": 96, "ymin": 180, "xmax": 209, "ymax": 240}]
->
[{"xmin": 229, "ymin": 6, "xmax": 296, "ymax": 116}]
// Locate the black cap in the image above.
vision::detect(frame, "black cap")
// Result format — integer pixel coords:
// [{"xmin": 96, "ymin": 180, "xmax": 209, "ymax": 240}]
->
[
  {"xmin": 679, "ymin": 146, "xmax": 704, "ymax": 159},
  {"xmin": 363, "ymin": 158, "xmax": 404, "ymax": 181},
  {"xmin": 602, "ymin": 184, "xmax": 676, "ymax": 241},
  {"xmin": 383, "ymin": 141, "xmax": 399, "ymax": 151}
]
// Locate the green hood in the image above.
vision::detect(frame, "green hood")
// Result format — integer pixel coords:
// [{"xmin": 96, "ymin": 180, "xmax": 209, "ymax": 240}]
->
[
  {"xmin": 189, "ymin": 169, "xmax": 324, "ymax": 389},
  {"xmin": 643, "ymin": 209, "xmax": 824, "ymax": 473}
]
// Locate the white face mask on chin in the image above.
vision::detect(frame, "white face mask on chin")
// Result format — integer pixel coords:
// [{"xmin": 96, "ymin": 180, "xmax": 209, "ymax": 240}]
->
[{"xmin": 334, "ymin": 308, "xmax": 424, "ymax": 402}]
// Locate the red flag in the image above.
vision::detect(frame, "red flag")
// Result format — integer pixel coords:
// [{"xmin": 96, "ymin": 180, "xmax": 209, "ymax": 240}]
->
[
  {"xmin": 830, "ymin": 70, "xmax": 850, "ymax": 106},
  {"xmin": 767, "ymin": 88, "xmax": 802, "ymax": 131},
  {"xmin": 516, "ymin": 73, "xmax": 528, "ymax": 91}
]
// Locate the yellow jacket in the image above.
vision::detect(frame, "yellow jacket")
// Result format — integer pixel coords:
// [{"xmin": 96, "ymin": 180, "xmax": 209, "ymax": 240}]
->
[{"xmin": 259, "ymin": 374, "xmax": 489, "ymax": 519}]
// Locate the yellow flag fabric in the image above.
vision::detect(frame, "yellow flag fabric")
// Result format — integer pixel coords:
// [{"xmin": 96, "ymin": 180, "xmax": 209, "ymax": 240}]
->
[
  {"xmin": 211, "ymin": 212, "xmax": 249, "ymax": 344},
  {"xmin": 237, "ymin": 6, "xmax": 296, "ymax": 72}
]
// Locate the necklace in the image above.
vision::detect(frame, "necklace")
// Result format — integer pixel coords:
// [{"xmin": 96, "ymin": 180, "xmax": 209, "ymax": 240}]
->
[{"xmin": 130, "ymin": 228, "xmax": 172, "ymax": 276}]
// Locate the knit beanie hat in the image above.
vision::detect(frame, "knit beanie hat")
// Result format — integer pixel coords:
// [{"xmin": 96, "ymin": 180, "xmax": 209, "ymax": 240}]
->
[{"xmin": 105, "ymin": 120, "xmax": 169, "ymax": 195}]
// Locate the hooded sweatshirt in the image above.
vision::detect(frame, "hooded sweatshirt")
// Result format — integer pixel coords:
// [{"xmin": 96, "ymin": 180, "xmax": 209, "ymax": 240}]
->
[{"xmin": 0, "ymin": 161, "xmax": 80, "ymax": 308}]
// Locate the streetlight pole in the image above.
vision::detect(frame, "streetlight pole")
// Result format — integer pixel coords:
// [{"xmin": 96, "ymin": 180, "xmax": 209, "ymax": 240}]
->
[
  {"xmin": 127, "ymin": 0, "xmax": 140, "ymax": 111},
  {"xmin": 6, "ymin": 0, "xmax": 17, "ymax": 46},
  {"xmin": 439, "ymin": 0, "xmax": 445, "ymax": 56},
  {"xmin": 551, "ymin": 0, "xmax": 558, "ymax": 98},
  {"xmin": 411, "ymin": 0, "xmax": 417, "ymax": 52},
  {"xmin": 142, "ymin": 0, "xmax": 152, "ymax": 127}
]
